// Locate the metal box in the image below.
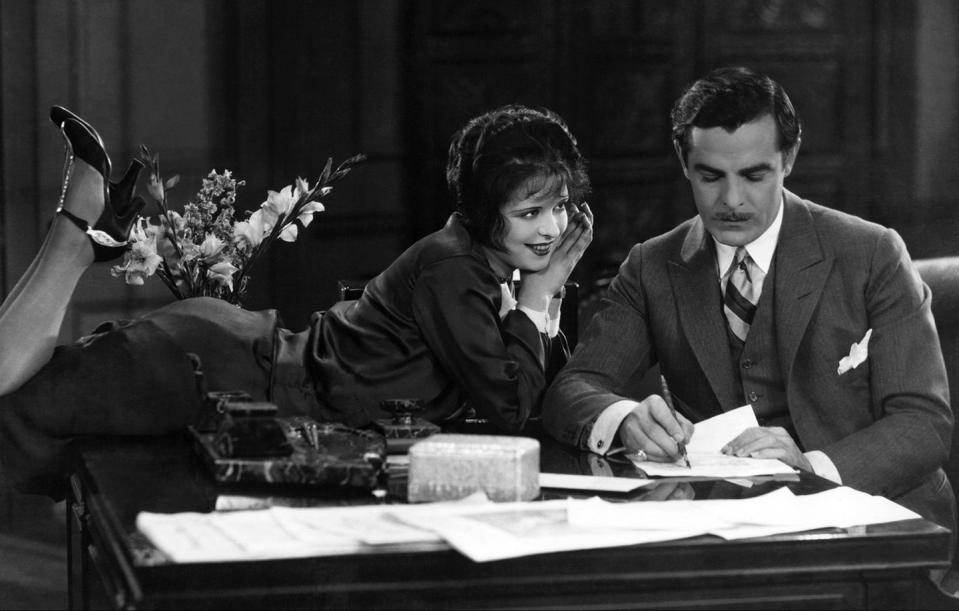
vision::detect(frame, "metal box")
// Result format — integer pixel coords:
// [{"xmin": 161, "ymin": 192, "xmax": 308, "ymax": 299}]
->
[{"xmin": 407, "ymin": 434, "xmax": 540, "ymax": 503}]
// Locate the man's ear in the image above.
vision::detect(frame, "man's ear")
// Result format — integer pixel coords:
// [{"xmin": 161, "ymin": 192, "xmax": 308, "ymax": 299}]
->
[
  {"xmin": 673, "ymin": 140, "xmax": 690, "ymax": 178},
  {"xmin": 782, "ymin": 138, "xmax": 801, "ymax": 177}
]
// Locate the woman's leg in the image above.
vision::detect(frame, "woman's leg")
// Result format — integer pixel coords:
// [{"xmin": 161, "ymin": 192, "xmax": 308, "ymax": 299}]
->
[{"xmin": 0, "ymin": 145, "xmax": 102, "ymax": 395}]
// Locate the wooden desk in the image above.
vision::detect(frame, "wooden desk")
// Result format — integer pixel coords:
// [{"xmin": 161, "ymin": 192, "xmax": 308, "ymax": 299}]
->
[{"xmin": 67, "ymin": 432, "xmax": 950, "ymax": 610}]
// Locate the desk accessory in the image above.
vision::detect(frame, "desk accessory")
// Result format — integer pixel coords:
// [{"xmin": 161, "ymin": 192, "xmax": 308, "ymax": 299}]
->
[
  {"xmin": 407, "ymin": 434, "xmax": 539, "ymax": 502},
  {"xmin": 189, "ymin": 397, "xmax": 387, "ymax": 490},
  {"xmin": 373, "ymin": 398, "xmax": 441, "ymax": 453},
  {"xmin": 195, "ymin": 390, "xmax": 255, "ymax": 433}
]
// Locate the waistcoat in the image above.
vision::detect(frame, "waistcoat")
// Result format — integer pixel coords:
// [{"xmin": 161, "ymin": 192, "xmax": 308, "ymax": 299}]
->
[{"xmin": 725, "ymin": 260, "xmax": 792, "ymax": 432}]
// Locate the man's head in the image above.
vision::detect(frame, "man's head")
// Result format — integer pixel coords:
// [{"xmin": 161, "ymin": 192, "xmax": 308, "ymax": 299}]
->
[{"xmin": 671, "ymin": 66, "xmax": 802, "ymax": 246}]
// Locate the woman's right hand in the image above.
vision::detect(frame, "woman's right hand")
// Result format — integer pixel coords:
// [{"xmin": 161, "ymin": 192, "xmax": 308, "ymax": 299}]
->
[{"xmin": 517, "ymin": 203, "xmax": 593, "ymax": 310}]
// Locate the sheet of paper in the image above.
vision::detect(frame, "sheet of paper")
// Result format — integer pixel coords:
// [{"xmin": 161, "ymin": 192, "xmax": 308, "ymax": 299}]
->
[
  {"xmin": 136, "ymin": 508, "xmax": 366, "ymax": 563},
  {"xmin": 631, "ymin": 452, "xmax": 796, "ymax": 478},
  {"xmin": 539, "ymin": 472, "xmax": 653, "ymax": 493},
  {"xmin": 390, "ymin": 499, "xmax": 705, "ymax": 562},
  {"xmin": 136, "ymin": 493, "xmax": 490, "ymax": 563},
  {"xmin": 566, "ymin": 486, "xmax": 921, "ymax": 539},
  {"xmin": 138, "ymin": 484, "xmax": 922, "ymax": 564},
  {"xmin": 686, "ymin": 405, "xmax": 758, "ymax": 453},
  {"xmin": 628, "ymin": 405, "xmax": 796, "ymax": 478}
]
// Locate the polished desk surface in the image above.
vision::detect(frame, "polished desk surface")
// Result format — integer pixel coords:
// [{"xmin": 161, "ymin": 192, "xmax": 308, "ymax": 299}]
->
[{"xmin": 67, "ymin": 430, "xmax": 951, "ymax": 610}]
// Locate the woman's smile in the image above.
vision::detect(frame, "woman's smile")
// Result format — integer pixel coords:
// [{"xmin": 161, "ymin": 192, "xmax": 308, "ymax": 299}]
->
[{"xmin": 526, "ymin": 241, "xmax": 554, "ymax": 257}]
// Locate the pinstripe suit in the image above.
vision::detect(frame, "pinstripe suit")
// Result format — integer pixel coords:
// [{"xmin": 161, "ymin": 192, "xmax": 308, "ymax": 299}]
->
[{"xmin": 544, "ymin": 190, "xmax": 956, "ymax": 528}]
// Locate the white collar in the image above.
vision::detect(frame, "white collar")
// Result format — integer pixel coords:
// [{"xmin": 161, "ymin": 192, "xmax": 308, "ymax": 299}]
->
[{"xmin": 713, "ymin": 195, "xmax": 784, "ymax": 279}]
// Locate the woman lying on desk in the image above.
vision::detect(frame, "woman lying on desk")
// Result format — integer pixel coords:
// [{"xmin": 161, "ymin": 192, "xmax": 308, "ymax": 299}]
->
[{"xmin": 0, "ymin": 104, "xmax": 592, "ymax": 496}]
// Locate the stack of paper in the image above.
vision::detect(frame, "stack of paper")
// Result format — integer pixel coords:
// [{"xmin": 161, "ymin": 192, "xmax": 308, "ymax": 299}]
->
[{"xmin": 137, "ymin": 485, "xmax": 920, "ymax": 564}]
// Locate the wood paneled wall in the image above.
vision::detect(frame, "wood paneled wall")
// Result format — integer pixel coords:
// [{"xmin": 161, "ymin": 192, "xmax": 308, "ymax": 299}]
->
[
  {"xmin": 1, "ymin": 0, "xmax": 957, "ymax": 340},
  {"xmin": 405, "ymin": 0, "xmax": 903, "ymax": 296}
]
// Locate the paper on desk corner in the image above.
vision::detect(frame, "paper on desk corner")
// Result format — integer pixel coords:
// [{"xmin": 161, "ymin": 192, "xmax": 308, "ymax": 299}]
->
[
  {"xmin": 538, "ymin": 472, "xmax": 653, "ymax": 493},
  {"xmin": 629, "ymin": 452, "xmax": 795, "ymax": 478}
]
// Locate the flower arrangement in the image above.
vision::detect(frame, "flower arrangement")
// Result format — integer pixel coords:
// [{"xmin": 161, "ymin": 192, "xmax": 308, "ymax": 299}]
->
[{"xmin": 111, "ymin": 146, "xmax": 365, "ymax": 305}]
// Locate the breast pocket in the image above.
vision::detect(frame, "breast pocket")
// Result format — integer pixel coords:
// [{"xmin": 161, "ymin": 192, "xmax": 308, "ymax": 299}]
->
[{"xmin": 836, "ymin": 360, "xmax": 870, "ymax": 389}]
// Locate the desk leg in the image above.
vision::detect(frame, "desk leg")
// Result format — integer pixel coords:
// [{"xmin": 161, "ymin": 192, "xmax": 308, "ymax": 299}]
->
[{"xmin": 67, "ymin": 474, "xmax": 87, "ymax": 611}]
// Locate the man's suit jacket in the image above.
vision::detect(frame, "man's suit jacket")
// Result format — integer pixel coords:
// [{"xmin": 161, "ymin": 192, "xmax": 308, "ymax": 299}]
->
[{"xmin": 544, "ymin": 190, "xmax": 956, "ymax": 527}]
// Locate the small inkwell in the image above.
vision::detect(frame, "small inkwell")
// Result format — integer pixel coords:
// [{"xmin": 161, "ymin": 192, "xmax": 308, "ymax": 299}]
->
[
  {"xmin": 195, "ymin": 390, "xmax": 254, "ymax": 433},
  {"xmin": 374, "ymin": 399, "xmax": 441, "ymax": 453}
]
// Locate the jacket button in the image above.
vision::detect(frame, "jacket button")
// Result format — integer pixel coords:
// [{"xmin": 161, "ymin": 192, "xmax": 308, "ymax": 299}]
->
[
  {"xmin": 742, "ymin": 358, "xmax": 754, "ymax": 369},
  {"xmin": 748, "ymin": 391, "xmax": 760, "ymax": 402}
]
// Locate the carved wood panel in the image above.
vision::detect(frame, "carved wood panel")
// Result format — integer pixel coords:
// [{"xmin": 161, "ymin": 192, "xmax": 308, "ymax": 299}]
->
[{"xmin": 407, "ymin": 0, "xmax": 876, "ymax": 302}]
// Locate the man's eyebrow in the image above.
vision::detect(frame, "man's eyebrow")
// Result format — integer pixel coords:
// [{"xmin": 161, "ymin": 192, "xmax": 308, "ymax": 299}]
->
[
  {"xmin": 692, "ymin": 162, "xmax": 723, "ymax": 175},
  {"xmin": 738, "ymin": 162, "xmax": 773, "ymax": 175}
]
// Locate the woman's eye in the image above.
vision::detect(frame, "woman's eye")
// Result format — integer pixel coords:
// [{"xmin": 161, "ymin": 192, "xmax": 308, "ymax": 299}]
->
[{"xmin": 520, "ymin": 209, "xmax": 538, "ymax": 219}]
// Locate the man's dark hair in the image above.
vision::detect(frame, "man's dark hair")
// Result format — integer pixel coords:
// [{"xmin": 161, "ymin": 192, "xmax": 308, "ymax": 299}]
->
[
  {"xmin": 446, "ymin": 104, "xmax": 590, "ymax": 249},
  {"xmin": 671, "ymin": 66, "xmax": 802, "ymax": 161}
]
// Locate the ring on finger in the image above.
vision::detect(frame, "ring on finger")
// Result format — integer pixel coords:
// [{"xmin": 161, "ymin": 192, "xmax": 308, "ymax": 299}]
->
[{"xmin": 634, "ymin": 449, "xmax": 648, "ymax": 462}]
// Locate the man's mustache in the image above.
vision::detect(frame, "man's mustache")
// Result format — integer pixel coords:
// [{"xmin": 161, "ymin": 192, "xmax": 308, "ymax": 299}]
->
[{"xmin": 714, "ymin": 213, "xmax": 751, "ymax": 222}]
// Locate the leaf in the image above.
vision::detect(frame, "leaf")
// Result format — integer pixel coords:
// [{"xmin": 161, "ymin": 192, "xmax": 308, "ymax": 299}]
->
[
  {"xmin": 319, "ymin": 157, "xmax": 333, "ymax": 184},
  {"xmin": 165, "ymin": 175, "xmax": 181, "ymax": 189}
]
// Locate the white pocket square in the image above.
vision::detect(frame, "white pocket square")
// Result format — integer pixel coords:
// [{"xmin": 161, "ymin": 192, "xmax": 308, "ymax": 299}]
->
[{"xmin": 837, "ymin": 328, "xmax": 872, "ymax": 375}]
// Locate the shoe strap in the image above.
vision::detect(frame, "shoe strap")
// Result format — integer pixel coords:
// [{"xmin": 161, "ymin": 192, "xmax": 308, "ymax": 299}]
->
[
  {"xmin": 57, "ymin": 207, "xmax": 90, "ymax": 232},
  {"xmin": 57, "ymin": 208, "xmax": 127, "ymax": 248}
]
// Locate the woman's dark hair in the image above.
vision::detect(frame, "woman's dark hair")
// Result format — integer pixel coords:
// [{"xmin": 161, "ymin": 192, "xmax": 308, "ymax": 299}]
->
[
  {"xmin": 446, "ymin": 104, "xmax": 590, "ymax": 249},
  {"xmin": 671, "ymin": 66, "xmax": 802, "ymax": 161}
]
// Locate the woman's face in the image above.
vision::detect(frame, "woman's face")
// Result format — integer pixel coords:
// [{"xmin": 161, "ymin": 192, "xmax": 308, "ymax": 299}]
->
[{"xmin": 485, "ymin": 176, "xmax": 570, "ymax": 276}]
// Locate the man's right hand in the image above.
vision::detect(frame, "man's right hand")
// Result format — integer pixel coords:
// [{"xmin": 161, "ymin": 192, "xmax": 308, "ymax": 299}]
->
[{"xmin": 617, "ymin": 395, "xmax": 694, "ymax": 462}]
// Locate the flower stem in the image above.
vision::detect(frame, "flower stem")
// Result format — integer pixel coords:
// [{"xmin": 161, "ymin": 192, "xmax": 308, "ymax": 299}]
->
[
  {"xmin": 157, "ymin": 195, "xmax": 197, "ymax": 297},
  {"xmin": 156, "ymin": 266, "xmax": 184, "ymax": 300}
]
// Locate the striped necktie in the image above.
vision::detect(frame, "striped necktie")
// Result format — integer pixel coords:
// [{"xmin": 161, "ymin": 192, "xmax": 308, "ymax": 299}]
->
[{"xmin": 723, "ymin": 247, "xmax": 763, "ymax": 343}]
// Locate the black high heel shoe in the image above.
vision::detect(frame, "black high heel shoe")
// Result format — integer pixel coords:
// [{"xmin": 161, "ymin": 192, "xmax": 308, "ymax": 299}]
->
[{"xmin": 53, "ymin": 112, "xmax": 146, "ymax": 261}]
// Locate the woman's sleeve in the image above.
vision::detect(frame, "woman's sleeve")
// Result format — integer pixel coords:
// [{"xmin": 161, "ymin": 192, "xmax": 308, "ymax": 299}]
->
[{"xmin": 410, "ymin": 258, "xmax": 550, "ymax": 432}]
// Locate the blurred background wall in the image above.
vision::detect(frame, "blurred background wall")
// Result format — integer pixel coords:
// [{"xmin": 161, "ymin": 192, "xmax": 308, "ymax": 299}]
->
[{"xmin": 2, "ymin": 0, "xmax": 958, "ymax": 337}]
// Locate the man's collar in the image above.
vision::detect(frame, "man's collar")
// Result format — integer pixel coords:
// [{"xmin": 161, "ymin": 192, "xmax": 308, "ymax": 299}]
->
[{"xmin": 713, "ymin": 194, "xmax": 784, "ymax": 278}]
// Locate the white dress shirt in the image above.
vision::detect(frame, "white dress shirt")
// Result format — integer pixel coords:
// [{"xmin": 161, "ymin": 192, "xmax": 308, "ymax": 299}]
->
[{"xmin": 500, "ymin": 282, "xmax": 561, "ymax": 338}]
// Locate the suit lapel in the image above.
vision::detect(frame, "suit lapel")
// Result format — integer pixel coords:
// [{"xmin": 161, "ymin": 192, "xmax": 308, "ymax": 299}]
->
[
  {"xmin": 774, "ymin": 191, "xmax": 832, "ymax": 377},
  {"xmin": 668, "ymin": 218, "xmax": 741, "ymax": 410}
]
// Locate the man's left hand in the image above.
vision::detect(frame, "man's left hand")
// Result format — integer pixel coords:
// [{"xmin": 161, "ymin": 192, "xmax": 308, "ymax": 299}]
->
[{"xmin": 721, "ymin": 426, "xmax": 813, "ymax": 472}]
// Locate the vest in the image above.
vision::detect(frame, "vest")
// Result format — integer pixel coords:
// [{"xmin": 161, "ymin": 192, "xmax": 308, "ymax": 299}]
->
[{"xmin": 724, "ymin": 260, "xmax": 794, "ymax": 436}]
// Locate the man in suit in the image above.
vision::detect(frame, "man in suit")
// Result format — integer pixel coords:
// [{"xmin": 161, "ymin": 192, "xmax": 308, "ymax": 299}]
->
[{"xmin": 543, "ymin": 66, "xmax": 956, "ymax": 530}]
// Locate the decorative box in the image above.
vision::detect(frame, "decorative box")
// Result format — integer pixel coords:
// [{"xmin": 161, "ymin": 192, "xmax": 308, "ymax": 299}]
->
[
  {"xmin": 407, "ymin": 434, "xmax": 540, "ymax": 503},
  {"xmin": 189, "ymin": 416, "xmax": 387, "ymax": 490}
]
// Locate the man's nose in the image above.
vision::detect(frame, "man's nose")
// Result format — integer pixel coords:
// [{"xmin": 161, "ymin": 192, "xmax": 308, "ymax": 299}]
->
[{"xmin": 720, "ymin": 180, "xmax": 743, "ymax": 207}]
